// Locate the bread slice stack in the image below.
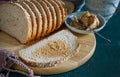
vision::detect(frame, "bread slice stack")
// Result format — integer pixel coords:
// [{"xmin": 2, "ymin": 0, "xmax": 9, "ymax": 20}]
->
[
  {"xmin": 0, "ymin": 0, "xmax": 67, "ymax": 44},
  {"xmin": 19, "ymin": 30, "xmax": 80, "ymax": 67}
]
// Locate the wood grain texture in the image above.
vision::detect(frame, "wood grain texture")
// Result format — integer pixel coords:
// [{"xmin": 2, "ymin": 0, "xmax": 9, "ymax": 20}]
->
[{"xmin": 0, "ymin": 29, "xmax": 96, "ymax": 75}]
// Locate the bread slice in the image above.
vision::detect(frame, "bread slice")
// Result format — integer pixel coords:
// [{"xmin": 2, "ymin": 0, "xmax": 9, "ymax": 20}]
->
[
  {"xmin": 59, "ymin": 0, "xmax": 67, "ymax": 21},
  {"xmin": 43, "ymin": 0, "xmax": 57, "ymax": 32},
  {"xmin": 25, "ymin": 1, "xmax": 43, "ymax": 39},
  {"xmin": 17, "ymin": 2, "xmax": 37, "ymax": 40},
  {"xmin": 19, "ymin": 30, "xmax": 79, "ymax": 67},
  {"xmin": 0, "ymin": 2, "xmax": 32, "ymax": 44},
  {"xmin": 54, "ymin": 0, "xmax": 65, "ymax": 24},
  {"xmin": 32, "ymin": 0, "xmax": 48, "ymax": 37},
  {"xmin": 61, "ymin": 0, "xmax": 67, "ymax": 20},
  {"xmin": 47, "ymin": 0, "xmax": 62, "ymax": 30},
  {"xmin": 37, "ymin": 0, "xmax": 52, "ymax": 35}
]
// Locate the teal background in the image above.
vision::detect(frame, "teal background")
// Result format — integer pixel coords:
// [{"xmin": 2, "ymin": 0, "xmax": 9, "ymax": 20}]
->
[{"xmin": 3, "ymin": 8, "xmax": 120, "ymax": 77}]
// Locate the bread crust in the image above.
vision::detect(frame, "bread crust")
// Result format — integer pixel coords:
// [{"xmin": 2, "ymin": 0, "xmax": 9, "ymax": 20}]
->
[
  {"xmin": 19, "ymin": 43, "xmax": 80, "ymax": 68},
  {"xmin": 54, "ymin": 0, "xmax": 65, "ymax": 25},
  {"xmin": 59, "ymin": 0, "xmax": 67, "ymax": 21},
  {"xmin": 13, "ymin": 3, "xmax": 33, "ymax": 43},
  {"xmin": 32, "ymin": 0, "xmax": 48, "ymax": 37},
  {"xmin": 18, "ymin": 2, "xmax": 37, "ymax": 40},
  {"xmin": 43, "ymin": 0, "xmax": 57, "ymax": 32},
  {"xmin": 25, "ymin": 1, "xmax": 43, "ymax": 39},
  {"xmin": 37, "ymin": 0, "xmax": 52, "ymax": 35},
  {"xmin": 47, "ymin": 0, "xmax": 62, "ymax": 30}
]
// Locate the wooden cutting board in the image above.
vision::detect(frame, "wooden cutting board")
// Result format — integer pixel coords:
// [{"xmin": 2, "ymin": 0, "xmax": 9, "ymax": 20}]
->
[{"xmin": 0, "ymin": 29, "xmax": 96, "ymax": 75}]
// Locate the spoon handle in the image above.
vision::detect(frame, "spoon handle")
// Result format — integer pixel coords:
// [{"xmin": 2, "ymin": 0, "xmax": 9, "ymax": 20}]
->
[
  {"xmin": 67, "ymin": 17, "xmax": 111, "ymax": 43},
  {"xmin": 94, "ymin": 31, "xmax": 111, "ymax": 43}
]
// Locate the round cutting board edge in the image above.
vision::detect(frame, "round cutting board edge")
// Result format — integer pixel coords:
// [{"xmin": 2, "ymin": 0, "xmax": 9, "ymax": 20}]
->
[{"xmin": 13, "ymin": 33, "xmax": 96, "ymax": 75}]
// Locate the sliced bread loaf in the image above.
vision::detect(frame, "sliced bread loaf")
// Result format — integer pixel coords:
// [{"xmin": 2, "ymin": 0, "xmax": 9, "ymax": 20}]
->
[
  {"xmin": 32, "ymin": 0, "xmax": 48, "ymax": 37},
  {"xmin": 47, "ymin": 0, "xmax": 62, "ymax": 30},
  {"xmin": 43, "ymin": 0, "xmax": 57, "ymax": 32},
  {"xmin": 17, "ymin": 2, "xmax": 37, "ymax": 40},
  {"xmin": 19, "ymin": 30, "xmax": 79, "ymax": 67},
  {"xmin": 0, "ymin": 2, "xmax": 32, "ymax": 44},
  {"xmin": 37, "ymin": 0, "xmax": 52, "ymax": 35},
  {"xmin": 54, "ymin": 0, "xmax": 65, "ymax": 23},
  {"xmin": 25, "ymin": 1, "xmax": 43, "ymax": 39},
  {"xmin": 59, "ymin": 0, "xmax": 67, "ymax": 21}
]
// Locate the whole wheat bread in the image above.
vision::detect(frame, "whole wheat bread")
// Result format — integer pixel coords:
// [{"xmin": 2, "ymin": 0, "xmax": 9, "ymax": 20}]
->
[
  {"xmin": 47, "ymin": 0, "xmax": 62, "ymax": 30},
  {"xmin": 32, "ymin": 0, "xmax": 48, "ymax": 37},
  {"xmin": 0, "ymin": 0, "xmax": 67, "ymax": 44},
  {"xmin": 17, "ymin": 2, "xmax": 37, "ymax": 40},
  {"xmin": 0, "ymin": 2, "xmax": 32, "ymax": 43},
  {"xmin": 37, "ymin": 0, "xmax": 52, "ymax": 35},
  {"xmin": 54, "ymin": 0, "xmax": 65, "ymax": 23},
  {"xmin": 25, "ymin": 1, "xmax": 43, "ymax": 39},
  {"xmin": 43, "ymin": 0, "xmax": 57, "ymax": 32},
  {"xmin": 19, "ymin": 30, "xmax": 79, "ymax": 67}
]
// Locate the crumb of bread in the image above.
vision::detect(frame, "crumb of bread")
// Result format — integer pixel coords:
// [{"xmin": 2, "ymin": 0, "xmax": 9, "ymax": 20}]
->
[{"xmin": 33, "ymin": 40, "xmax": 71, "ymax": 58}]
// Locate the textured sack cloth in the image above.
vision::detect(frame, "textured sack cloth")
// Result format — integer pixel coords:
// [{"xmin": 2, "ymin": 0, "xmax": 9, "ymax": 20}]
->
[
  {"xmin": 85, "ymin": 0, "xmax": 120, "ymax": 20},
  {"xmin": 0, "ymin": 48, "xmax": 40, "ymax": 77}
]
